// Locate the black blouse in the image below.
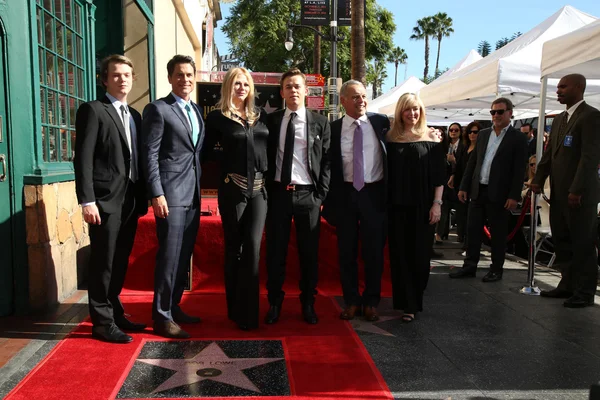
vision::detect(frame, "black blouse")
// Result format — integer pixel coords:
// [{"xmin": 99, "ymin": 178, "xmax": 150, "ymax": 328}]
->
[
  {"xmin": 203, "ymin": 109, "xmax": 269, "ymax": 179},
  {"xmin": 387, "ymin": 141, "xmax": 446, "ymax": 207}
]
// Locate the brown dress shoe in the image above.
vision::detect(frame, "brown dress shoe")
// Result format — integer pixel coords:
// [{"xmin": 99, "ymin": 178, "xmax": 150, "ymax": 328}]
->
[
  {"xmin": 363, "ymin": 306, "xmax": 379, "ymax": 322},
  {"xmin": 340, "ymin": 305, "xmax": 361, "ymax": 320},
  {"xmin": 153, "ymin": 320, "xmax": 191, "ymax": 339}
]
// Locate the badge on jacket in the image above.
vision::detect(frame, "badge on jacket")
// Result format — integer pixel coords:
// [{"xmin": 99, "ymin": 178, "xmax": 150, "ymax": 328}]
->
[{"xmin": 564, "ymin": 135, "xmax": 573, "ymax": 147}]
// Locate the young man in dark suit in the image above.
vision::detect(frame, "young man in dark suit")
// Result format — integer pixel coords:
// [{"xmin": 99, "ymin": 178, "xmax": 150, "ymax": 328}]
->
[
  {"xmin": 531, "ymin": 74, "xmax": 600, "ymax": 307},
  {"xmin": 74, "ymin": 54, "xmax": 147, "ymax": 343},
  {"xmin": 265, "ymin": 68, "xmax": 331, "ymax": 324},
  {"xmin": 322, "ymin": 80, "xmax": 389, "ymax": 322},
  {"xmin": 141, "ymin": 55, "xmax": 205, "ymax": 338},
  {"xmin": 450, "ymin": 97, "xmax": 528, "ymax": 282}
]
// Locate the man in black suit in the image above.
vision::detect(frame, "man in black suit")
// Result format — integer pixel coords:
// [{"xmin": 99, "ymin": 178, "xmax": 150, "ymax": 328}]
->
[
  {"xmin": 322, "ymin": 80, "xmax": 389, "ymax": 322},
  {"xmin": 450, "ymin": 97, "xmax": 528, "ymax": 282},
  {"xmin": 265, "ymin": 68, "xmax": 331, "ymax": 324},
  {"xmin": 531, "ymin": 74, "xmax": 600, "ymax": 307},
  {"xmin": 142, "ymin": 55, "xmax": 205, "ymax": 338},
  {"xmin": 521, "ymin": 123, "xmax": 537, "ymax": 157},
  {"xmin": 74, "ymin": 54, "xmax": 147, "ymax": 343}
]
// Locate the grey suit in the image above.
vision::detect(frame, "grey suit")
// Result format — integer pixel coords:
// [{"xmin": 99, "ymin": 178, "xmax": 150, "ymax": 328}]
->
[
  {"xmin": 142, "ymin": 93, "xmax": 205, "ymax": 322},
  {"xmin": 532, "ymin": 102, "xmax": 600, "ymax": 298}
]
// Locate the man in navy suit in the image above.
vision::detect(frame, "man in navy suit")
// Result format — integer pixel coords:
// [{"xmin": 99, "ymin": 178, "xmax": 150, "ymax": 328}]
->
[
  {"xmin": 322, "ymin": 80, "xmax": 389, "ymax": 322},
  {"xmin": 142, "ymin": 55, "xmax": 205, "ymax": 338}
]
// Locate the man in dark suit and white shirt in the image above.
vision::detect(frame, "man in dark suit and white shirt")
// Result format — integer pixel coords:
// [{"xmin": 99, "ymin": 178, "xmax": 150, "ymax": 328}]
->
[
  {"xmin": 531, "ymin": 74, "xmax": 600, "ymax": 307},
  {"xmin": 265, "ymin": 68, "xmax": 331, "ymax": 325},
  {"xmin": 142, "ymin": 55, "xmax": 205, "ymax": 338},
  {"xmin": 450, "ymin": 97, "xmax": 528, "ymax": 282},
  {"xmin": 74, "ymin": 54, "xmax": 147, "ymax": 343},
  {"xmin": 322, "ymin": 80, "xmax": 389, "ymax": 321}
]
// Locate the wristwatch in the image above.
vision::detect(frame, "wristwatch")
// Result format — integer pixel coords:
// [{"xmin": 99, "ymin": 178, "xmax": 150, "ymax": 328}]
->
[{"xmin": 433, "ymin": 199, "xmax": 443, "ymax": 205}]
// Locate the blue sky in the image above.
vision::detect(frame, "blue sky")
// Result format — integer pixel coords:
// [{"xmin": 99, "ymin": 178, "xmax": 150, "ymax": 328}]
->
[{"xmin": 213, "ymin": 1, "xmax": 600, "ymax": 93}]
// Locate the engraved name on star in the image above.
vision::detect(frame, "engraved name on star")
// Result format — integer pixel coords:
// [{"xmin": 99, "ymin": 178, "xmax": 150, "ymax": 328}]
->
[{"xmin": 137, "ymin": 342, "xmax": 283, "ymax": 394}]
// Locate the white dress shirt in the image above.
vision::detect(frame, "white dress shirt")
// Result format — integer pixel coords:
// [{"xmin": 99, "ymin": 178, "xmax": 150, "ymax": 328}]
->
[
  {"xmin": 340, "ymin": 114, "xmax": 384, "ymax": 183},
  {"xmin": 566, "ymin": 99, "xmax": 584, "ymax": 122},
  {"xmin": 479, "ymin": 125, "xmax": 509, "ymax": 185},
  {"xmin": 275, "ymin": 107, "xmax": 313, "ymax": 184}
]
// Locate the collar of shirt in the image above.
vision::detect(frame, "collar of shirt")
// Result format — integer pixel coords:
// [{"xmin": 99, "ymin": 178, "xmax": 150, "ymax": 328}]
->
[
  {"xmin": 492, "ymin": 124, "xmax": 510, "ymax": 137},
  {"xmin": 106, "ymin": 92, "xmax": 128, "ymax": 114},
  {"xmin": 342, "ymin": 114, "xmax": 369, "ymax": 129},
  {"xmin": 566, "ymin": 99, "xmax": 584, "ymax": 118},
  {"xmin": 285, "ymin": 107, "xmax": 306, "ymax": 123},
  {"xmin": 171, "ymin": 92, "xmax": 192, "ymax": 112}
]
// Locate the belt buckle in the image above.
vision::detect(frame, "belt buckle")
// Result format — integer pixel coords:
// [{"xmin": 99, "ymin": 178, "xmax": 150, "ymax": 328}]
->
[{"xmin": 286, "ymin": 184, "xmax": 296, "ymax": 191}]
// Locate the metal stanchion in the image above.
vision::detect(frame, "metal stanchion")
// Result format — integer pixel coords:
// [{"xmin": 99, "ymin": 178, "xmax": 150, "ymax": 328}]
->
[{"xmin": 520, "ymin": 76, "xmax": 548, "ymax": 295}]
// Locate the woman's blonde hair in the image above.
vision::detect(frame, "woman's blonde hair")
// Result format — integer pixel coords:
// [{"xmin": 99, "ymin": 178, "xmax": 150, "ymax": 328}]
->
[
  {"xmin": 389, "ymin": 93, "xmax": 428, "ymax": 138},
  {"xmin": 216, "ymin": 67, "xmax": 259, "ymax": 123}
]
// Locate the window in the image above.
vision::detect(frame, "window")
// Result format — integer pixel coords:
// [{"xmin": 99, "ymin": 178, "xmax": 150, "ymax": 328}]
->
[{"xmin": 36, "ymin": 0, "xmax": 86, "ymax": 162}]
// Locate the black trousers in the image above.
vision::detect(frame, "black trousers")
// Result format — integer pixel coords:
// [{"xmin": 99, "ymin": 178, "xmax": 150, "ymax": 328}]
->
[
  {"xmin": 455, "ymin": 200, "xmax": 469, "ymax": 242},
  {"xmin": 88, "ymin": 183, "xmax": 139, "ymax": 327},
  {"xmin": 550, "ymin": 199, "xmax": 598, "ymax": 299},
  {"xmin": 266, "ymin": 184, "xmax": 321, "ymax": 306},
  {"xmin": 388, "ymin": 205, "xmax": 434, "ymax": 313},
  {"xmin": 337, "ymin": 181, "xmax": 386, "ymax": 307},
  {"xmin": 464, "ymin": 184, "xmax": 509, "ymax": 273},
  {"xmin": 218, "ymin": 182, "xmax": 268, "ymax": 329},
  {"xmin": 153, "ymin": 194, "xmax": 200, "ymax": 322}
]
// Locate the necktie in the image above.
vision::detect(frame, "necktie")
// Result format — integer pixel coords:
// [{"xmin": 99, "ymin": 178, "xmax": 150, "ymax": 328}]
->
[
  {"xmin": 185, "ymin": 103, "xmax": 200, "ymax": 145},
  {"xmin": 120, "ymin": 105, "xmax": 137, "ymax": 182},
  {"xmin": 353, "ymin": 120, "xmax": 365, "ymax": 191},
  {"xmin": 280, "ymin": 112, "xmax": 296, "ymax": 186}
]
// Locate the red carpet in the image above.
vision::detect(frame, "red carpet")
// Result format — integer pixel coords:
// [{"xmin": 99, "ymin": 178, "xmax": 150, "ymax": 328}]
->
[{"xmin": 6, "ymin": 294, "xmax": 392, "ymax": 400}]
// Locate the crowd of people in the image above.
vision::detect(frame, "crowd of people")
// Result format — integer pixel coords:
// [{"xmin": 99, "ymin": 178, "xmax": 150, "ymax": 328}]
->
[{"xmin": 73, "ymin": 52, "xmax": 599, "ymax": 344}]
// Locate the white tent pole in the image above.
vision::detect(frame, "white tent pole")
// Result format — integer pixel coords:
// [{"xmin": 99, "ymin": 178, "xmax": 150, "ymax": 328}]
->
[{"xmin": 521, "ymin": 76, "xmax": 547, "ymax": 295}]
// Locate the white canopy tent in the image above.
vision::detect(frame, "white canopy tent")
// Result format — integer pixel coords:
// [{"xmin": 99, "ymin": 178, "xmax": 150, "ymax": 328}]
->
[
  {"xmin": 436, "ymin": 49, "xmax": 482, "ymax": 81},
  {"xmin": 417, "ymin": 6, "xmax": 597, "ymax": 120},
  {"xmin": 367, "ymin": 76, "xmax": 426, "ymax": 114}
]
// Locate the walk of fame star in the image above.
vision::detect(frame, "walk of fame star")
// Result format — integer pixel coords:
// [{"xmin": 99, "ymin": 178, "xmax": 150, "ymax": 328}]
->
[{"xmin": 350, "ymin": 315, "xmax": 403, "ymax": 336}]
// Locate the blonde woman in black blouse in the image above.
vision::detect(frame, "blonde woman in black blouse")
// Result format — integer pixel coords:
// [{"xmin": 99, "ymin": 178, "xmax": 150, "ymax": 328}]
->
[{"xmin": 203, "ymin": 67, "xmax": 269, "ymax": 330}]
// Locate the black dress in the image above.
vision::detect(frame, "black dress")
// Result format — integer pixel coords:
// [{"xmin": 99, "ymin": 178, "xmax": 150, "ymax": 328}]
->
[
  {"xmin": 387, "ymin": 140, "xmax": 445, "ymax": 313},
  {"xmin": 203, "ymin": 109, "xmax": 269, "ymax": 329}
]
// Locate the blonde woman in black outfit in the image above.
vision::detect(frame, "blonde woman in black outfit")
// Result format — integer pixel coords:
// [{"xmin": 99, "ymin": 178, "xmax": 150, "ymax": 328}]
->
[{"xmin": 203, "ymin": 67, "xmax": 269, "ymax": 330}]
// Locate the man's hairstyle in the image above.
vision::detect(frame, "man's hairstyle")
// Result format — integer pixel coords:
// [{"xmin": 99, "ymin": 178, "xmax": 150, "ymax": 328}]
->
[
  {"xmin": 280, "ymin": 68, "xmax": 306, "ymax": 86},
  {"xmin": 167, "ymin": 55, "xmax": 196, "ymax": 76},
  {"xmin": 521, "ymin": 123, "xmax": 532, "ymax": 131},
  {"xmin": 100, "ymin": 54, "xmax": 135, "ymax": 86},
  {"xmin": 564, "ymin": 73, "xmax": 587, "ymax": 93},
  {"xmin": 491, "ymin": 97, "xmax": 514, "ymax": 110},
  {"xmin": 340, "ymin": 80, "xmax": 365, "ymax": 98}
]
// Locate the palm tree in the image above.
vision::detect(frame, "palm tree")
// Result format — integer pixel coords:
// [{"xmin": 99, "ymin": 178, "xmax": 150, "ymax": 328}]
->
[
  {"xmin": 432, "ymin": 12, "xmax": 454, "ymax": 75},
  {"xmin": 366, "ymin": 59, "xmax": 388, "ymax": 99},
  {"xmin": 410, "ymin": 16, "xmax": 436, "ymax": 81},
  {"xmin": 386, "ymin": 46, "xmax": 408, "ymax": 87},
  {"xmin": 351, "ymin": 0, "xmax": 366, "ymax": 83},
  {"xmin": 477, "ymin": 40, "xmax": 491, "ymax": 57}
]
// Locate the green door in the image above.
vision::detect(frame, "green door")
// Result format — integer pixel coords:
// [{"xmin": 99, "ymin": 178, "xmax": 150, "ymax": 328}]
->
[{"xmin": 0, "ymin": 21, "xmax": 14, "ymax": 316}]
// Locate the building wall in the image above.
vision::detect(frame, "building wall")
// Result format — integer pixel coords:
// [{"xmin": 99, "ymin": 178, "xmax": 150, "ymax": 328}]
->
[{"xmin": 124, "ymin": 0, "xmax": 151, "ymax": 111}]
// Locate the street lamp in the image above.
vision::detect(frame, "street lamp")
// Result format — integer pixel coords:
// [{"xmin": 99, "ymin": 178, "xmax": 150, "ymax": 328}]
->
[{"xmin": 284, "ymin": 0, "xmax": 344, "ymax": 121}]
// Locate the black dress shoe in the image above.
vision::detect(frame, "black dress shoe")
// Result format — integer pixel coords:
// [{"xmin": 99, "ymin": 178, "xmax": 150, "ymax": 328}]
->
[
  {"xmin": 153, "ymin": 320, "xmax": 191, "ymax": 339},
  {"xmin": 302, "ymin": 304, "xmax": 319, "ymax": 324},
  {"xmin": 265, "ymin": 304, "xmax": 281, "ymax": 324},
  {"xmin": 432, "ymin": 249, "xmax": 444, "ymax": 258},
  {"xmin": 540, "ymin": 288, "xmax": 573, "ymax": 298},
  {"xmin": 92, "ymin": 324, "xmax": 133, "ymax": 344},
  {"xmin": 449, "ymin": 268, "xmax": 476, "ymax": 279},
  {"xmin": 563, "ymin": 295, "xmax": 594, "ymax": 308},
  {"xmin": 114, "ymin": 316, "xmax": 147, "ymax": 332},
  {"xmin": 172, "ymin": 308, "xmax": 202, "ymax": 324},
  {"xmin": 482, "ymin": 271, "xmax": 503, "ymax": 282}
]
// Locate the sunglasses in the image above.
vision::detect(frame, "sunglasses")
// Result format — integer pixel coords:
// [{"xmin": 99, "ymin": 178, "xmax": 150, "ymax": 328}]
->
[
  {"xmin": 529, "ymin": 163, "xmax": 536, "ymax": 166},
  {"xmin": 469, "ymin": 130, "xmax": 479, "ymax": 134},
  {"xmin": 489, "ymin": 109, "xmax": 507, "ymax": 116},
  {"xmin": 449, "ymin": 128, "xmax": 460, "ymax": 133}
]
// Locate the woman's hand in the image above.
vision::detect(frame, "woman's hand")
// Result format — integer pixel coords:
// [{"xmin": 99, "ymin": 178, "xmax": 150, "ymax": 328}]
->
[
  {"xmin": 429, "ymin": 203, "xmax": 441, "ymax": 225},
  {"xmin": 448, "ymin": 175, "xmax": 455, "ymax": 189}
]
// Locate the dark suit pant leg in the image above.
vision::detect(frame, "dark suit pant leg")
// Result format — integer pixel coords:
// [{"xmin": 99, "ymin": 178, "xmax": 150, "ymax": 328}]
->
[
  {"xmin": 456, "ymin": 200, "xmax": 468, "ymax": 241},
  {"xmin": 550, "ymin": 200, "xmax": 575, "ymax": 291},
  {"xmin": 336, "ymin": 188, "xmax": 361, "ymax": 307},
  {"xmin": 567, "ymin": 203, "xmax": 599, "ymax": 298},
  {"xmin": 171, "ymin": 201, "xmax": 200, "ymax": 312},
  {"xmin": 464, "ymin": 193, "xmax": 486, "ymax": 271},
  {"xmin": 487, "ymin": 201, "xmax": 509, "ymax": 273},
  {"xmin": 293, "ymin": 191, "xmax": 321, "ymax": 306},
  {"xmin": 266, "ymin": 188, "xmax": 293, "ymax": 305}
]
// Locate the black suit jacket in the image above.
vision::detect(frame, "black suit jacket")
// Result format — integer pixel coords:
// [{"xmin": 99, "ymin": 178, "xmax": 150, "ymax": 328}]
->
[
  {"xmin": 322, "ymin": 112, "xmax": 390, "ymax": 226},
  {"xmin": 74, "ymin": 95, "xmax": 146, "ymax": 215},
  {"xmin": 266, "ymin": 108, "xmax": 331, "ymax": 200},
  {"xmin": 459, "ymin": 125, "xmax": 528, "ymax": 202},
  {"xmin": 141, "ymin": 93, "xmax": 205, "ymax": 206},
  {"xmin": 533, "ymin": 102, "xmax": 600, "ymax": 205}
]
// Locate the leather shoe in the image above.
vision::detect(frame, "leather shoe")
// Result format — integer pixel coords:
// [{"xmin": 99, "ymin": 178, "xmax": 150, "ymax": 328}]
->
[
  {"xmin": 92, "ymin": 324, "xmax": 133, "ymax": 344},
  {"xmin": 114, "ymin": 316, "xmax": 146, "ymax": 332},
  {"xmin": 482, "ymin": 271, "xmax": 502, "ymax": 282},
  {"xmin": 449, "ymin": 268, "xmax": 476, "ymax": 279},
  {"xmin": 363, "ymin": 306, "xmax": 379, "ymax": 322},
  {"xmin": 563, "ymin": 295, "xmax": 594, "ymax": 308},
  {"xmin": 340, "ymin": 305, "xmax": 361, "ymax": 320},
  {"xmin": 265, "ymin": 304, "xmax": 282, "ymax": 324},
  {"xmin": 153, "ymin": 320, "xmax": 191, "ymax": 339},
  {"xmin": 302, "ymin": 304, "xmax": 319, "ymax": 324},
  {"xmin": 540, "ymin": 288, "xmax": 573, "ymax": 298},
  {"xmin": 172, "ymin": 308, "xmax": 201, "ymax": 324}
]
